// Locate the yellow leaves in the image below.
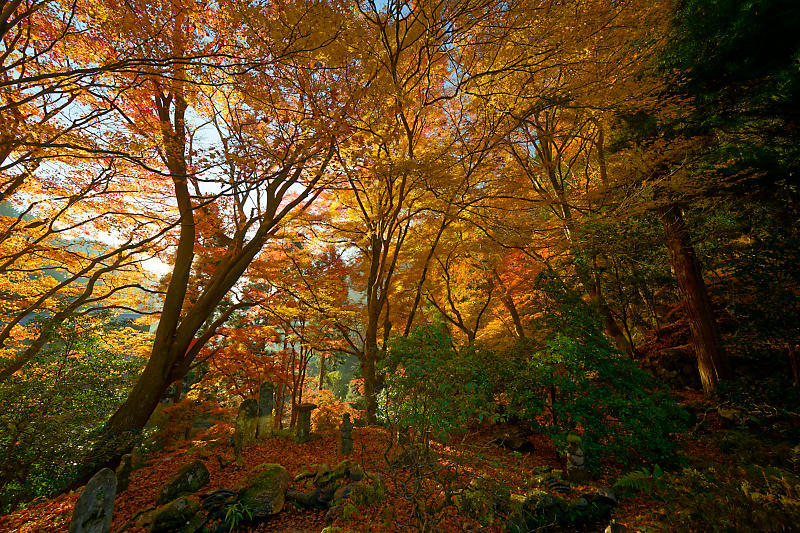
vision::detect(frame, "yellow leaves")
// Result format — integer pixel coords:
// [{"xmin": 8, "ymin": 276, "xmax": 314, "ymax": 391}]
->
[{"xmin": 99, "ymin": 327, "xmax": 153, "ymax": 361}]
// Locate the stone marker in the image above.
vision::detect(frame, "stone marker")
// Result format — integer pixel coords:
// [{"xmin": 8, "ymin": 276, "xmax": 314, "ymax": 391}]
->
[
  {"xmin": 234, "ymin": 398, "xmax": 259, "ymax": 465},
  {"xmin": 565, "ymin": 434, "xmax": 589, "ymax": 482},
  {"xmin": 115, "ymin": 454, "xmax": 133, "ymax": 493},
  {"xmin": 339, "ymin": 413, "xmax": 354, "ymax": 454},
  {"xmin": 256, "ymin": 382, "xmax": 275, "ymax": 439},
  {"xmin": 296, "ymin": 402, "xmax": 317, "ymax": 443},
  {"xmin": 69, "ymin": 468, "xmax": 117, "ymax": 533}
]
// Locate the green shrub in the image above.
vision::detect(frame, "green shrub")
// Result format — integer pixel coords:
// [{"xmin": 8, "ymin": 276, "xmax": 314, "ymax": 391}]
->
[
  {"xmin": 380, "ymin": 324, "xmax": 496, "ymax": 444},
  {"xmin": 503, "ymin": 332, "xmax": 687, "ymax": 466},
  {"xmin": 0, "ymin": 315, "xmax": 147, "ymax": 512},
  {"xmin": 501, "ymin": 282, "xmax": 688, "ymax": 467},
  {"xmin": 613, "ymin": 465, "xmax": 667, "ymax": 496},
  {"xmin": 224, "ymin": 500, "xmax": 254, "ymax": 532}
]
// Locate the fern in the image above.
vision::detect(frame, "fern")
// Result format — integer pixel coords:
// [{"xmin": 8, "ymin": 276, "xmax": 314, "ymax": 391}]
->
[
  {"xmin": 224, "ymin": 501, "xmax": 254, "ymax": 532},
  {"xmin": 613, "ymin": 465, "xmax": 666, "ymax": 495}
]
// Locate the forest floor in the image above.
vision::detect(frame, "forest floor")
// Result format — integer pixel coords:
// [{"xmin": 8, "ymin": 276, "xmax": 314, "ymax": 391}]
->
[
  {"xmin": 0, "ymin": 426, "xmax": 559, "ymax": 533},
  {"xmin": 0, "ymin": 389, "xmax": 795, "ymax": 533}
]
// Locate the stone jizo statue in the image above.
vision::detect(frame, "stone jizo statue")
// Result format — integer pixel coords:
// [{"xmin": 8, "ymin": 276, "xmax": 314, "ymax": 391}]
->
[{"xmin": 340, "ymin": 412, "xmax": 354, "ymax": 454}]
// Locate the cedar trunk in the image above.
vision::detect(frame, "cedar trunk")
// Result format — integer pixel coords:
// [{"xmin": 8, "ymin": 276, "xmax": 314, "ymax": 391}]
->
[{"xmin": 659, "ymin": 204, "xmax": 731, "ymax": 393}]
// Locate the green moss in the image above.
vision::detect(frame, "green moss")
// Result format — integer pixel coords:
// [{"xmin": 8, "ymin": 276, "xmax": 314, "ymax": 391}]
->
[
  {"xmin": 505, "ymin": 491, "xmax": 568, "ymax": 533},
  {"xmin": 457, "ymin": 477, "xmax": 511, "ymax": 524},
  {"xmin": 348, "ymin": 473, "xmax": 386, "ymax": 506},
  {"xmin": 246, "ymin": 463, "xmax": 289, "ymax": 489},
  {"xmin": 315, "ymin": 460, "xmax": 355, "ymax": 487}
]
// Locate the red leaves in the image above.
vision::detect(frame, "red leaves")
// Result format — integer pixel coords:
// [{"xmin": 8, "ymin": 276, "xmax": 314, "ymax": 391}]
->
[{"xmin": 0, "ymin": 492, "xmax": 78, "ymax": 532}]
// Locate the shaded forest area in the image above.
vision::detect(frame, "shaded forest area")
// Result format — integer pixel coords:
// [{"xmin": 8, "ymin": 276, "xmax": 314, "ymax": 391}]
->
[{"xmin": 1, "ymin": 0, "xmax": 799, "ymax": 531}]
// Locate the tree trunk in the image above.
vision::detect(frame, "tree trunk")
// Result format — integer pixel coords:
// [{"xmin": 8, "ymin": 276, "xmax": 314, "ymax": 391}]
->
[
  {"xmin": 171, "ymin": 379, "xmax": 183, "ymax": 404},
  {"xmin": 362, "ymin": 315, "xmax": 380, "ymax": 423},
  {"xmin": 361, "ymin": 232, "xmax": 388, "ymax": 425},
  {"xmin": 492, "ymin": 269, "xmax": 525, "ymax": 338},
  {"xmin": 600, "ymin": 302, "xmax": 634, "ymax": 356},
  {"xmin": 289, "ymin": 347, "xmax": 298, "ymax": 428},
  {"xmin": 659, "ymin": 203, "xmax": 731, "ymax": 394},
  {"xmin": 574, "ymin": 261, "xmax": 633, "ymax": 355},
  {"xmin": 318, "ymin": 353, "xmax": 326, "ymax": 390},
  {"xmin": 360, "ymin": 351, "xmax": 378, "ymax": 424},
  {"xmin": 69, "ymin": 343, "xmax": 178, "ymax": 487},
  {"xmin": 404, "ymin": 217, "xmax": 449, "ymax": 336}
]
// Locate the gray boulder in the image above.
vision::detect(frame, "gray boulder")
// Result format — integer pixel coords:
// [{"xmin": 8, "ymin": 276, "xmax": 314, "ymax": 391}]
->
[
  {"xmin": 69, "ymin": 468, "xmax": 117, "ymax": 533},
  {"xmin": 156, "ymin": 460, "xmax": 210, "ymax": 505}
]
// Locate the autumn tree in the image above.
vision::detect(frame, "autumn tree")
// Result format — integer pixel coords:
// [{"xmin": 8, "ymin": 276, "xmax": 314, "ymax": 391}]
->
[
  {"xmin": 313, "ymin": 0, "xmax": 533, "ymax": 422},
  {"xmin": 67, "ymin": 0, "xmax": 353, "ymax": 476}
]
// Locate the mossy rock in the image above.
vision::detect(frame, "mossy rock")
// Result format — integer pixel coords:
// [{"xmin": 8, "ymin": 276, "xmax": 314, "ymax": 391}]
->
[
  {"xmin": 312, "ymin": 463, "xmax": 332, "ymax": 486},
  {"xmin": 315, "ymin": 460, "xmax": 352, "ymax": 487},
  {"xmin": 348, "ymin": 473, "xmax": 386, "ymax": 506},
  {"xmin": 180, "ymin": 512, "xmax": 207, "ymax": 533},
  {"xmin": 294, "ymin": 466, "xmax": 316, "ymax": 481},
  {"xmin": 157, "ymin": 460, "xmax": 210, "ymax": 505},
  {"xmin": 505, "ymin": 490, "xmax": 568, "ymax": 532},
  {"xmin": 240, "ymin": 463, "xmax": 290, "ymax": 518},
  {"xmin": 150, "ymin": 496, "xmax": 200, "ymax": 533},
  {"xmin": 566, "ymin": 434, "xmax": 582, "ymax": 445},
  {"xmin": 341, "ymin": 502, "xmax": 359, "ymax": 520},
  {"xmin": 325, "ymin": 501, "xmax": 361, "ymax": 526},
  {"xmin": 378, "ymin": 505, "xmax": 395, "ymax": 528},
  {"xmin": 313, "ymin": 460, "xmax": 365, "ymax": 497},
  {"xmin": 510, "ymin": 493, "xmax": 526, "ymax": 505},
  {"xmin": 506, "ymin": 489, "xmax": 616, "ymax": 532},
  {"xmin": 348, "ymin": 463, "xmax": 365, "ymax": 481},
  {"xmin": 457, "ymin": 477, "xmax": 511, "ymax": 524},
  {"xmin": 333, "ymin": 483, "xmax": 354, "ymax": 504},
  {"xmin": 568, "ymin": 493, "xmax": 616, "ymax": 526}
]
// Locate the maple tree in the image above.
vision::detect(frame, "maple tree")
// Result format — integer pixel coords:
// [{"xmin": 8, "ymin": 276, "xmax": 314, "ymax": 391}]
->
[{"xmin": 43, "ymin": 0, "xmax": 355, "ymax": 476}]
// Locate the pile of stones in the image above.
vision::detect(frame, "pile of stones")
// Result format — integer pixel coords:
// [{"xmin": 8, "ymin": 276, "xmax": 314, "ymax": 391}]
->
[
  {"xmin": 288, "ymin": 459, "xmax": 386, "ymax": 523},
  {"xmin": 504, "ymin": 466, "xmax": 618, "ymax": 532},
  {"xmin": 70, "ymin": 456, "xmax": 383, "ymax": 533}
]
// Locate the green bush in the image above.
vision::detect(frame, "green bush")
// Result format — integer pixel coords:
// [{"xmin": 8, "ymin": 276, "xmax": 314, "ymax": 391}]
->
[
  {"xmin": 501, "ymin": 283, "xmax": 688, "ymax": 467},
  {"xmin": 0, "ymin": 315, "xmax": 146, "ymax": 512},
  {"xmin": 613, "ymin": 465, "xmax": 667, "ymax": 496},
  {"xmin": 380, "ymin": 323, "xmax": 495, "ymax": 444}
]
